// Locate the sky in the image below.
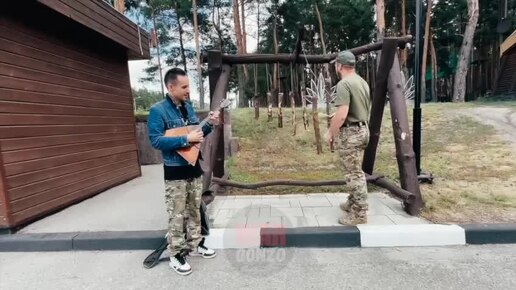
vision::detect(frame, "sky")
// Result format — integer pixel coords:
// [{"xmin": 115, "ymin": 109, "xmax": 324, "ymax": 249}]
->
[{"xmin": 127, "ymin": 4, "xmax": 261, "ymax": 107}]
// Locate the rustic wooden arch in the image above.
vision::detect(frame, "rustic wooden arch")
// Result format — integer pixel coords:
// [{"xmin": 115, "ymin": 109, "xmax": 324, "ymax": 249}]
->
[{"xmin": 200, "ymin": 36, "xmax": 424, "ymax": 216}]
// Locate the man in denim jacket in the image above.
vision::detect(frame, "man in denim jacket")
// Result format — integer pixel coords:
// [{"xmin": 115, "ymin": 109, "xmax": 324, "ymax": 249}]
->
[{"xmin": 148, "ymin": 68, "xmax": 219, "ymax": 276}]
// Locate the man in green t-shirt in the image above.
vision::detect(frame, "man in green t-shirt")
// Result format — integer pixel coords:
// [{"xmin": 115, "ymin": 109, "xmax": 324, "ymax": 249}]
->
[{"xmin": 326, "ymin": 50, "xmax": 371, "ymax": 225}]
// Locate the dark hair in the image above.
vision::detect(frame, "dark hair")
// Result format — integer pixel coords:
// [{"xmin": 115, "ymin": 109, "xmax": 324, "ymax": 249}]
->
[{"xmin": 164, "ymin": 68, "xmax": 187, "ymax": 86}]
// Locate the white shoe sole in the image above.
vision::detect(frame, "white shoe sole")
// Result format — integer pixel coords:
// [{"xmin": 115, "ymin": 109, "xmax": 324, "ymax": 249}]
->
[
  {"xmin": 190, "ymin": 252, "xmax": 217, "ymax": 259},
  {"xmin": 169, "ymin": 264, "xmax": 192, "ymax": 276}
]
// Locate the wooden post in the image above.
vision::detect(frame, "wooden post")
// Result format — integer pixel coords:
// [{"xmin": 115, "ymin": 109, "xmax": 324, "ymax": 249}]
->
[
  {"xmin": 387, "ymin": 54, "xmax": 424, "ymax": 215},
  {"xmin": 362, "ymin": 38, "xmax": 398, "ymax": 174},
  {"xmin": 203, "ymin": 50, "xmax": 223, "ymax": 195},
  {"xmin": 208, "ymin": 50, "xmax": 222, "ymax": 104},
  {"xmin": 254, "ymin": 96, "xmax": 259, "ymax": 119},
  {"xmin": 210, "ymin": 64, "xmax": 231, "ymax": 179}
]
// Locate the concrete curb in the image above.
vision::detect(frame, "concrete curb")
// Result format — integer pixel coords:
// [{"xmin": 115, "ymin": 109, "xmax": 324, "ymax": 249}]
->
[
  {"xmin": 462, "ymin": 223, "xmax": 516, "ymax": 244},
  {"xmin": 1, "ymin": 224, "xmax": 516, "ymax": 252},
  {"xmin": 261, "ymin": 226, "xmax": 361, "ymax": 248},
  {"xmin": 0, "ymin": 231, "xmax": 165, "ymax": 252}
]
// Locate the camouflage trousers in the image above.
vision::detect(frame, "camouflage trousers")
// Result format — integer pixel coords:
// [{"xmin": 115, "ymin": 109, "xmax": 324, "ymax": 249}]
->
[
  {"xmin": 164, "ymin": 177, "xmax": 202, "ymax": 256},
  {"xmin": 338, "ymin": 125, "xmax": 370, "ymax": 219}
]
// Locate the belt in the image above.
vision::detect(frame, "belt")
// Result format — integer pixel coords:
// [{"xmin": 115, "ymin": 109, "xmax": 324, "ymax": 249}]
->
[{"xmin": 342, "ymin": 121, "xmax": 367, "ymax": 128}]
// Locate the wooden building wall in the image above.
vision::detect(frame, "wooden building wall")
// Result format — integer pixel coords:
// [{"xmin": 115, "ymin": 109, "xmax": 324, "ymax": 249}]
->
[
  {"xmin": 0, "ymin": 154, "xmax": 8, "ymax": 228},
  {"xmin": 494, "ymin": 46, "xmax": 516, "ymax": 96},
  {"xmin": 0, "ymin": 2, "xmax": 141, "ymax": 228},
  {"xmin": 37, "ymin": 0, "xmax": 150, "ymax": 60}
]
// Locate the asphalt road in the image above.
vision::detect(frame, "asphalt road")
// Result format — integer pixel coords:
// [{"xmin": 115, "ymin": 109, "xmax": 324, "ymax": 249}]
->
[{"xmin": 1, "ymin": 245, "xmax": 516, "ymax": 290}]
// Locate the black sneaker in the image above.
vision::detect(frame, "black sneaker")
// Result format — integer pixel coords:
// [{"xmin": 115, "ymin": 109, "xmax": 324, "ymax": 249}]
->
[{"xmin": 169, "ymin": 253, "xmax": 192, "ymax": 276}]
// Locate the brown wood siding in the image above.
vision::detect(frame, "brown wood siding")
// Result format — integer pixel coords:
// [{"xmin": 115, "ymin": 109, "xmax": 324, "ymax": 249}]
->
[
  {"xmin": 0, "ymin": 4, "xmax": 141, "ymax": 227},
  {"xmin": 37, "ymin": 0, "xmax": 150, "ymax": 60},
  {"xmin": 494, "ymin": 47, "xmax": 516, "ymax": 96},
  {"xmin": 0, "ymin": 150, "xmax": 10, "ymax": 228}
]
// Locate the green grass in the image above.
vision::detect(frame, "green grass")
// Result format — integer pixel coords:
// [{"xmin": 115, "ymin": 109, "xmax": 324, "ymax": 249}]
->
[{"xmin": 227, "ymin": 103, "xmax": 516, "ymax": 223}]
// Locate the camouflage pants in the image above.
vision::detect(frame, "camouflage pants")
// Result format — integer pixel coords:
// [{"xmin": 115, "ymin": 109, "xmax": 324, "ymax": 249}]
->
[
  {"xmin": 338, "ymin": 125, "xmax": 370, "ymax": 219},
  {"xmin": 165, "ymin": 177, "xmax": 202, "ymax": 256}
]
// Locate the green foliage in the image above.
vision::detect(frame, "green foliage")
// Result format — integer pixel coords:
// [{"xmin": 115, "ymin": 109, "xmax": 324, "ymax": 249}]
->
[
  {"xmin": 125, "ymin": 0, "xmax": 516, "ymax": 103},
  {"xmin": 132, "ymin": 88, "xmax": 163, "ymax": 111}
]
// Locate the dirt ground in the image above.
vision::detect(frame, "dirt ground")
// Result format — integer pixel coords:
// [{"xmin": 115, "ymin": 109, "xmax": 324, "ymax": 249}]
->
[{"xmin": 458, "ymin": 107, "xmax": 516, "ymax": 145}]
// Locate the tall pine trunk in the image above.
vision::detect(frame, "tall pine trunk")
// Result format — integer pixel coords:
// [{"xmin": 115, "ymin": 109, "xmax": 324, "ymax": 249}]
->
[
  {"xmin": 400, "ymin": 0, "xmax": 409, "ymax": 77},
  {"xmin": 253, "ymin": 0, "xmax": 260, "ymax": 118},
  {"xmin": 240, "ymin": 0, "xmax": 249, "ymax": 90},
  {"xmin": 453, "ymin": 0, "xmax": 479, "ymax": 102},
  {"xmin": 430, "ymin": 34, "xmax": 438, "ymax": 102},
  {"xmin": 177, "ymin": 21, "xmax": 187, "ymax": 72},
  {"xmin": 312, "ymin": 96, "xmax": 322, "ymax": 154},
  {"xmin": 273, "ymin": 13, "xmax": 282, "ymax": 128},
  {"xmin": 376, "ymin": 0, "xmax": 386, "ymax": 69},
  {"xmin": 173, "ymin": 3, "xmax": 187, "ymax": 73},
  {"xmin": 192, "ymin": 0, "xmax": 204, "ymax": 109},
  {"xmin": 376, "ymin": 0, "xmax": 385, "ymax": 40},
  {"xmin": 421, "ymin": 0, "xmax": 433, "ymax": 103},
  {"xmin": 233, "ymin": 0, "xmax": 246, "ymax": 107},
  {"xmin": 314, "ymin": 2, "xmax": 331, "ymax": 129}
]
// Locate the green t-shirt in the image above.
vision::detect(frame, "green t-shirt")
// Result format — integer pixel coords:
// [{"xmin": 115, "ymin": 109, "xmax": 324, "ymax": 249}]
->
[{"xmin": 334, "ymin": 73, "xmax": 371, "ymax": 124}]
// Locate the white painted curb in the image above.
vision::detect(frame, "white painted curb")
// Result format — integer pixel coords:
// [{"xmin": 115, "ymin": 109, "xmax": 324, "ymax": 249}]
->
[
  {"xmin": 357, "ymin": 224, "xmax": 466, "ymax": 247},
  {"xmin": 204, "ymin": 228, "xmax": 261, "ymax": 249}
]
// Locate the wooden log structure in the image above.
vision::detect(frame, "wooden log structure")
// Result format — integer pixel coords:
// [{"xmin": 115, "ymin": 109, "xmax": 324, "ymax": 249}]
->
[
  {"xmin": 211, "ymin": 174, "xmax": 416, "ymax": 204},
  {"xmin": 386, "ymin": 54, "xmax": 424, "ymax": 215},
  {"xmin": 202, "ymin": 36, "xmax": 412, "ymax": 65},
  {"xmin": 202, "ymin": 51, "xmax": 231, "ymax": 197},
  {"xmin": 203, "ymin": 34, "xmax": 425, "ymax": 216},
  {"xmin": 362, "ymin": 38, "xmax": 399, "ymax": 174}
]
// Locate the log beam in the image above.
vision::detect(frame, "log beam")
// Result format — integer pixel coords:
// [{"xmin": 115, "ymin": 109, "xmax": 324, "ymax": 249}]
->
[
  {"xmin": 202, "ymin": 36, "xmax": 412, "ymax": 65},
  {"xmin": 211, "ymin": 174, "xmax": 416, "ymax": 204}
]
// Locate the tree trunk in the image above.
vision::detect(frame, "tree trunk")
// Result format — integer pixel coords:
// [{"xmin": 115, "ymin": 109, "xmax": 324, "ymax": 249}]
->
[
  {"xmin": 233, "ymin": 0, "xmax": 244, "ymax": 53},
  {"xmin": 211, "ymin": 5, "xmax": 223, "ymax": 50},
  {"xmin": 302, "ymin": 90, "xmax": 308, "ymax": 130},
  {"xmin": 240, "ymin": 0, "xmax": 247, "ymax": 53},
  {"xmin": 400, "ymin": 0, "xmax": 408, "ymax": 77},
  {"xmin": 192, "ymin": 0, "xmax": 204, "ymax": 109},
  {"xmin": 254, "ymin": 97, "xmax": 259, "ymax": 119},
  {"xmin": 267, "ymin": 92, "xmax": 273, "ymax": 122},
  {"xmin": 312, "ymin": 97, "xmax": 322, "ymax": 154},
  {"xmin": 176, "ymin": 13, "xmax": 187, "ymax": 72},
  {"xmin": 233, "ymin": 0, "xmax": 246, "ymax": 107},
  {"xmin": 430, "ymin": 33, "xmax": 438, "ymax": 102},
  {"xmin": 253, "ymin": 0, "xmax": 260, "ymax": 110},
  {"xmin": 290, "ymin": 91, "xmax": 296, "ymax": 135},
  {"xmin": 376, "ymin": 0, "xmax": 386, "ymax": 40},
  {"xmin": 453, "ymin": 0, "xmax": 479, "ymax": 102},
  {"xmin": 301, "ymin": 68, "xmax": 309, "ymax": 129},
  {"xmin": 266, "ymin": 63, "xmax": 273, "ymax": 122},
  {"xmin": 273, "ymin": 14, "xmax": 282, "ymax": 128},
  {"xmin": 240, "ymin": 0, "xmax": 249, "ymax": 84},
  {"xmin": 376, "ymin": 0, "xmax": 386, "ymax": 69},
  {"xmin": 421, "ymin": 0, "xmax": 432, "ymax": 103},
  {"xmin": 314, "ymin": 2, "xmax": 331, "ymax": 129}
]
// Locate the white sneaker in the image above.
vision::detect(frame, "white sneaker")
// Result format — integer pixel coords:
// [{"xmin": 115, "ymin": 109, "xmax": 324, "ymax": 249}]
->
[
  {"xmin": 189, "ymin": 239, "xmax": 217, "ymax": 259},
  {"xmin": 169, "ymin": 253, "xmax": 192, "ymax": 276}
]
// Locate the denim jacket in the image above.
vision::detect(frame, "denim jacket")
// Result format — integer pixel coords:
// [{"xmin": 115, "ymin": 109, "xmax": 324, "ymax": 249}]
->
[{"xmin": 148, "ymin": 95, "xmax": 213, "ymax": 166}]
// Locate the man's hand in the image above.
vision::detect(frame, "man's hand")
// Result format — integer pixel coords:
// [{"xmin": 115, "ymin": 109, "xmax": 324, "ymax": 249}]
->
[
  {"xmin": 208, "ymin": 111, "xmax": 220, "ymax": 126},
  {"xmin": 187, "ymin": 129, "xmax": 204, "ymax": 143}
]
